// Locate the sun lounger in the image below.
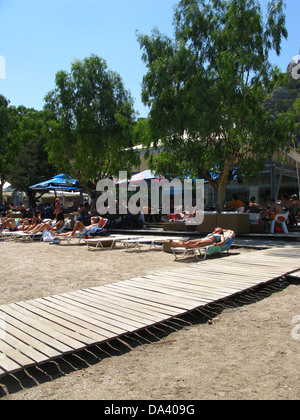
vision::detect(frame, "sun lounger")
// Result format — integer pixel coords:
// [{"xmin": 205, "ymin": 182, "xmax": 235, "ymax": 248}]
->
[
  {"xmin": 0, "ymin": 230, "xmax": 18, "ymax": 240},
  {"xmin": 84, "ymin": 235, "xmax": 144, "ymax": 250},
  {"xmin": 171, "ymin": 237, "xmax": 234, "ymax": 260},
  {"xmin": 0, "ymin": 230, "xmax": 43, "ymax": 241},
  {"xmin": 54, "ymin": 234, "xmax": 86, "ymax": 245},
  {"xmin": 2, "ymin": 218, "xmax": 71, "ymax": 242},
  {"xmin": 0, "ymin": 229, "xmax": 19, "ymax": 240},
  {"xmin": 120, "ymin": 236, "xmax": 186, "ymax": 251},
  {"xmin": 54, "ymin": 219, "xmax": 111, "ymax": 245}
]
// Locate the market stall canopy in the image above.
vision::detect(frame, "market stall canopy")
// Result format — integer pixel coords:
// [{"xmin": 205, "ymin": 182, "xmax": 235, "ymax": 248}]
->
[{"xmin": 29, "ymin": 174, "xmax": 84, "ymax": 192}]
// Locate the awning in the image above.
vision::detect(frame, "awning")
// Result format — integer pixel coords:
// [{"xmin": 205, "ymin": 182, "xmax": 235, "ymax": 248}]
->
[{"xmin": 117, "ymin": 170, "xmax": 164, "ymax": 184}]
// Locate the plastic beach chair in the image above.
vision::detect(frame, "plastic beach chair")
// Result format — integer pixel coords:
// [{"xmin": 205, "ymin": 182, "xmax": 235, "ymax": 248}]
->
[{"xmin": 270, "ymin": 211, "xmax": 289, "ymax": 234}]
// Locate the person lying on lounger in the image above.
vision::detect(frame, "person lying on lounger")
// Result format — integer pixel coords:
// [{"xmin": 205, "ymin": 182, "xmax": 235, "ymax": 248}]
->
[
  {"xmin": 18, "ymin": 211, "xmax": 44, "ymax": 232},
  {"xmin": 169, "ymin": 228, "xmax": 234, "ymax": 249},
  {"xmin": 55, "ymin": 216, "xmax": 108, "ymax": 238},
  {"xmin": 23, "ymin": 211, "xmax": 65, "ymax": 235},
  {"xmin": 0, "ymin": 215, "xmax": 14, "ymax": 232},
  {"xmin": 0, "ymin": 216, "xmax": 25, "ymax": 232}
]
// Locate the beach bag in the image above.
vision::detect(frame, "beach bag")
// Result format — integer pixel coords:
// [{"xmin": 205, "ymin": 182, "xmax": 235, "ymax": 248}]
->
[{"xmin": 42, "ymin": 230, "xmax": 54, "ymax": 242}]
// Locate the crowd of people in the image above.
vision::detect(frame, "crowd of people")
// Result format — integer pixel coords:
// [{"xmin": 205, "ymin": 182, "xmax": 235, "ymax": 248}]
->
[
  {"xmin": 1, "ymin": 191, "xmax": 299, "ymax": 238},
  {"xmin": 1, "ymin": 198, "xmax": 65, "ymax": 220},
  {"xmin": 0, "ymin": 207, "xmax": 66, "ymax": 235},
  {"xmin": 158, "ymin": 192, "xmax": 300, "ymax": 230},
  {"xmin": 0, "ymin": 197, "xmax": 112, "ymax": 241},
  {"xmin": 225, "ymin": 193, "xmax": 300, "ymax": 228}
]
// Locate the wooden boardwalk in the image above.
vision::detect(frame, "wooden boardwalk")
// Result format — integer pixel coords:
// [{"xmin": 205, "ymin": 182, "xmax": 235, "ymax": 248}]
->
[{"xmin": 0, "ymin": 247, "xmax": 299, "ymax": 378}]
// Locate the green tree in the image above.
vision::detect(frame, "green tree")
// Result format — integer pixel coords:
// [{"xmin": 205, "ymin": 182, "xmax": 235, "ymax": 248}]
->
[
  {"xmin": 0, "ymin": 95, "xmax": 11, "ymax": 204},
  {"xmin": 44, "ymin": 54, "xmax": 140, "ymax": 202},
  {"xmin": 138, "ymin": 0, "xmax": 295, "ymax": 210},
  {"xmin": 7, "ymin": 108, "xmax": 56, "ymax": 208},
  {"xmin": 265, "ymin": 60, "xmax": 300, "ymax": 150},
  {"xmin": 0, "ymin": 98, "xmax": 57, "ymax": 207}
]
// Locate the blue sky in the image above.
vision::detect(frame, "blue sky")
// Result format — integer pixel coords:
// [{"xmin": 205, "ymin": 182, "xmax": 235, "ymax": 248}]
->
[{"xmin": 0, "ymin": 0, "xmax": 299, "ymax": 118}]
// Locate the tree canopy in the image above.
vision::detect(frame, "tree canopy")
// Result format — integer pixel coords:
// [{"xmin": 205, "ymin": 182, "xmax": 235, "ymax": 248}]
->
[
  {"xmin": 0, "ymin": 94, "xmax": 11, "ymax": 203},
  {"xmin": 138, "ymin": 0, "xmax": 295, "ymax": 210},
  {"xmin": 44, "ymin": 54, "xmax": 140, "ymax": 198},
  {"xmin": 0, "ymin": 99, "xmax": 56, "ymax": 207},
  {"xmin": 7, "ymin": 108, "xmax": 56, "ymax": 207}
]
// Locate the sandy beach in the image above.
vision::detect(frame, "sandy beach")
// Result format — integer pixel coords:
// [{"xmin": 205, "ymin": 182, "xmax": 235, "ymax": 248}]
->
[{"xmin": 0, "ymin": 238, "xmax": 299, "ymax": 400}]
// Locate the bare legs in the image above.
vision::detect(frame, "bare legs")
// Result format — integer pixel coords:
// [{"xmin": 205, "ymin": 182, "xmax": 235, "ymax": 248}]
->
[
  {"xmin": 54, "ymin": 220, "xmax": 86, "ymax": 237},
  {"xmin": 169, "ymin": 238, "xmax": 214, "ymax": 249}
]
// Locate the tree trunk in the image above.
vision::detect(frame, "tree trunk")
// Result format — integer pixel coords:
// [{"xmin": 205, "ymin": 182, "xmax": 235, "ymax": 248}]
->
[
  {"xmin": 216, "ymin": 161, "xmax": 233, "ymax": 212},
  {"xmin": 216, "ymin": 182, "xmax": 227, "ymax": 213}
]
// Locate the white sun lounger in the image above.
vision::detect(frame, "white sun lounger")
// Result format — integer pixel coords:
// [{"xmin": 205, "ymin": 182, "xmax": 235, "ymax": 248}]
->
[
  {"xmin": 84, "ymin": 235, "xmax": 144, "ymax": 250},
  {"xmin": 54, "ymin": 234, "xmax": 86, "ymax": 245},
  {"xmin": 171, "ymin": 238, "xmax": 234, "ymax": 260},
  {"xmin": 1, "ymin": 218, "xmax": 71, "ymax": 243},
  {"xmin": 1, "ymin": 230, "xmax": 43, "ymax": 242},
  {"xmin": 119, "ymin": 236, "xmax": 186, "ymax": 251}
]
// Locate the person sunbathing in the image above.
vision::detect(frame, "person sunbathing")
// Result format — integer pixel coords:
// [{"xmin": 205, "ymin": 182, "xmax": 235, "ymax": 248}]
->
[
  {"xmin": 55, "ymin": 216, "xmax": 108, "ymax": 238},
  {"xmin": 0, "ymin": 216, "xmax": 11, "ymax": 232},
  {"xmin": 22, "ymin": 211, "xmax": 44, "ymax": 232},
  {"xmin": 0, "ymin": 216, "xmax": 22, "ymax": 232},
  {"xmin": 169, "ymin": 227, "xmax": 234, "ymax": 249},
  {"xmin": 25, "ymin": 212, "xmax": 65, "ymax": 235}
]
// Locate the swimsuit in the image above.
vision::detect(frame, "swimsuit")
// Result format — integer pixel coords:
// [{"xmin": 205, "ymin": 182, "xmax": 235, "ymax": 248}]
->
[
  {"xmin": 206, "ymin": 233, "xmax": 222, "ymax": 243},
  {"xmin": 78, "ymin": 227, "xmax": 89, "ymax": 237}
]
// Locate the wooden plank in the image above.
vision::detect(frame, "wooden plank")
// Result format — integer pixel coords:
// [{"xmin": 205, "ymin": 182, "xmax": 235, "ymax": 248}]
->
[
  {"xmin": 139, "ymin": 274, "xmax": 242, "ymax": 296},
  {"xmin": 185, "ymin": 267, "xmax": 284, "ymax": 282},
  {"xmin": 0, "ymin": 312, "xmax": 62, "ymax": 359},
  {"xmin": 0, "ymin": 353, "xmax": 22, "ymax": 374},
  {"xmin": 289, "ymin": 270, "xmax": 300, "ymax": 278},
  {"xmin": 51, "ymin": 294, "xmax": 143, "ymax": 333},
  {"xmin": 79, "ymin": 288, "xmax": 166, "ymax": 321},
  {"xmin": 8, "ymin": 303, "xmax": 85, "ymax": 351},
  {"xmin": 34, "ymin": 298, "xmax": 112, "ymax": 342},
  {"xmin": 0, "ymin": 306, "xmax": 75, "ymax": 354},
  {"xmin": 91, "ymin": 286, "xmax": 180, "ymax": 316},
  {"xmin": 70, "ymin": 290, "xmax": 163, "ymax": 324},
  {"xmin": 0, "ymin": 339, "xmax": 36, "ymax": 368},
  {"xmin": 119, "ymin": 279, "xmax": 215, "ymax": 306},
  {"xmin": 129, "ymin": 276, "xmax": 231, "ymax": 300},
  {"xmin": 162, "ymin": 270, "xmax": 257, "ymax": 288},
  {"xmin": 59, "ymin": 292, "xmax": 148, "ymax": 329},
  {"xmin": 16, "ymin": 301, "xmax": 96, "ymax": 347},
  {"xmin": 108, "ymin": 281, "xmax": 208, "ymax": 309},
  {"xmin": 171, "ymin": 270, "xmax": 274, "ymax": 286},
  {"xmin": 216, "ymin": 259, "xmax": 299, "ymax": 271},
  {"xmin": 184, "ymin": 262, "xmax": 274, "ymax": 273},
  {"xmin": 0, "ymin": 330, "xmax": 48, "ymax": 364},
  {"xmin": 104, "ymin": 283, "xmax": 195, "ymax": 312},
  {"xmin": 43, "ymin": 296, "xmax": 130, "ymax": 336},
  {"xmin": 208, "ymin": 258, "xmax": 299, "ymax": 270}
]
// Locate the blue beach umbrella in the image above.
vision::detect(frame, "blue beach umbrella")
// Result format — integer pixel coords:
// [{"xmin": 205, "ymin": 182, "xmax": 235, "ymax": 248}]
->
[{"xmin": 29, "ymin": 174, "xmax": 84, "ymax": 192}]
